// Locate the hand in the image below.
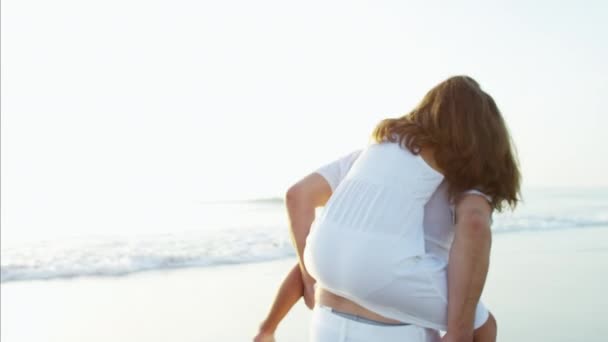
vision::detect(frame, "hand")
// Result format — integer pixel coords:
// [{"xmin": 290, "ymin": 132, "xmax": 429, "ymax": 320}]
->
[
  {"xmin": 301, "ymin": 267, "xmax": 316, "ymax": 287},
  {"xmin": 301, "ymin": 269, "xmax": 316, "ymax": 309}
]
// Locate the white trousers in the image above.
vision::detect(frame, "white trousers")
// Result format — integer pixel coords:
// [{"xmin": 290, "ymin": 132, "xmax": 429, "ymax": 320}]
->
[{"xmin": 310, "ymin": 305, "xmax": 441, "ymax": 342}]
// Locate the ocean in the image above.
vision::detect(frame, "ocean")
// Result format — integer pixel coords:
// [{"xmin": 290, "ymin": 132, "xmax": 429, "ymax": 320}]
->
[{"xmin": 2, "ymin": 187, "xmax": 607, "ymax": 283}]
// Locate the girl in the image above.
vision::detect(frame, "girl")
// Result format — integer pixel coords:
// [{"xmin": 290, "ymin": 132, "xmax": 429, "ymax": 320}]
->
[{"xmin": 255, "ymin": 75, "xmax": 519, "ymax": 342}]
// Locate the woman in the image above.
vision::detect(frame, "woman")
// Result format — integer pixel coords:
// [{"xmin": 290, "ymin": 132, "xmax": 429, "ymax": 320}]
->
[{"xmin": 255, "ymin": 75, "xmax": 520, "ymax": 341}]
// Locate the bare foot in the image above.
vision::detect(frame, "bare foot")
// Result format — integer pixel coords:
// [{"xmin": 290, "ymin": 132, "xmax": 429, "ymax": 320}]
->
[{"xmin": 253, "ymin": 331, "xmax": 276, "ymax": 342}]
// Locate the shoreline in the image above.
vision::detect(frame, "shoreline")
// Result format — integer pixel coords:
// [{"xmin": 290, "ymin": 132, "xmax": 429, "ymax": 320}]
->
[
  {"xmin": 2, "ymin": 226, "xmax": 607, "ymax": 341},
  {"xmin": 3, "ymin": 224, "xmax": 606, "ymax": 285}
]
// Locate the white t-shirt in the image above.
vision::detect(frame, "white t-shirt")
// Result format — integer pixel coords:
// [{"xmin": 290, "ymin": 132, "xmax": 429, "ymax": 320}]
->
[
  {"xmin": 305, "ymin": 144, "xmax": 491, "ymax": 330},
  {"xmin": 314, "ymin": 148, "xmax": 491, "ymax": 260}
]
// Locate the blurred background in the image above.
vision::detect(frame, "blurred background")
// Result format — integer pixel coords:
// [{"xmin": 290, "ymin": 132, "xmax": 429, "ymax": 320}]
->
[
  {"xmin": 1, "ymin": 2, "xmax": 608, "ymax": 340},
  {"xmin": 0, "ymin": 0, "xmax": 608, "ymax": 342}
]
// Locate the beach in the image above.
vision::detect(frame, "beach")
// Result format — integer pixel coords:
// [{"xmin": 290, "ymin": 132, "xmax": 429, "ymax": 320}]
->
[
  {"xmin": 3, "ymin": 0, "xmax": 607, "ymax": 340},
  {"xmin": 2, "ymin": 226, "xmax": 607, "ymax": 342}
]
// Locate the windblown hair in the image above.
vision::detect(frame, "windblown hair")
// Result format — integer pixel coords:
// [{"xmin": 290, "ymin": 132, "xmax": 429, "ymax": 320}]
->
[{"xmin": 372, "ymin": 75, "xmax": 521, "ymax": 211}]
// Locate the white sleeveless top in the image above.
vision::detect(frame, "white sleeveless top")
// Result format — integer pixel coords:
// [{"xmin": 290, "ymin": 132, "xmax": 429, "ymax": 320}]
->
[{"xmin": 304, "ymin": 142, "xmax": 492, "ymax": 330}]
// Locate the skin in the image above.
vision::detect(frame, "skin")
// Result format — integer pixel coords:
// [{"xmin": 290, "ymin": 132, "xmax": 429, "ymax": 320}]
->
[
  {"xmin": 254, "ymin": 264, "xmax": 306, "ymax": 342},
  {"xmin": 255, "ymin": 148, "xmax": 497, "ymax": 342},
  {"xmin": 254, "ymin": 173, "xmax": 329, "ymax": 341},
  {"xmin": 422, "ymin": 147, "xmax": 498, "ymax": 342},
  {"xmin": 442, "ymin": 194, "xmax": 494, "ymax": 342},
  {"xmin": 284, "ymin": 172, "xmax": 332, "ymax": 298}
]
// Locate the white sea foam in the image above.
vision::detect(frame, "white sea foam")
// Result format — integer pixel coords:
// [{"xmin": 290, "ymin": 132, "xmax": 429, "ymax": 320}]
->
[
  {"xmin": 1, "ymin": 228, "xmax": 294, "ymax": 283},
  {"xmin": 2, "ymin": 189, "xmax": 607, "ymax": 283}
]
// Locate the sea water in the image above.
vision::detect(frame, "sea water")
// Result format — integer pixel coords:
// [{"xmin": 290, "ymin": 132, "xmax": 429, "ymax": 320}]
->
[{"xmin": 2, "ymin": 188, "xmax": 607, "ymax": 283}]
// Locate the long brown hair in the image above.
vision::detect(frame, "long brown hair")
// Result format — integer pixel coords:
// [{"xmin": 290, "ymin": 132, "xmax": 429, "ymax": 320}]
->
[{"xmin": 372, "ymin": 75, "xmax": 521, "ymax": 211}]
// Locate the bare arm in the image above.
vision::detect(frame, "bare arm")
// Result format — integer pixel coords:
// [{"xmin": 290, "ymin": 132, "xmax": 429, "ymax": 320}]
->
[
  {"xmin": 285, "ymin": 172, "xmax": 332, "ymax": 278},
  {"xmin": 445, "ymin": 194, "xmax": 493, "ymax": 342}
]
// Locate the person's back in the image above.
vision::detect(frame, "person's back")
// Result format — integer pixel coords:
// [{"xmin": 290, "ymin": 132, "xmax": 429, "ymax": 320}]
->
[
  {"xmin": 304, "ymin": 140, "xmax": 497, "ymax": 331},
  {"xmin": 255, "ymin": 75, "xmax": 520, "ymax": 342},
  {"xmin": 304, "ymin": 145, "xmax": 495, "ymax": 332},
  {"xmin": 305, "ymin": 141, "xmax": 444, "ymax": 303},
  {"xmin": 304, "ymin": 75, "xmax": 521, "ymax": 336}
]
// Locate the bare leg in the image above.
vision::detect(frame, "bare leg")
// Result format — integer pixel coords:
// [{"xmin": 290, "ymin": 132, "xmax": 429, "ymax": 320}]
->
[
  {"xmin": 473, "ymin": 313, "xmax": 497, "ymax": 342},
  {"xmin": 254, "ymin": 263, "xmax": 305, "ymax": 342}
]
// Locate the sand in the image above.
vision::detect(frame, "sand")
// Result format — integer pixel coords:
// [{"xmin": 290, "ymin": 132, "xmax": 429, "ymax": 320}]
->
[{"xmin": 2, "ymin": 226, "xmax": 607, "ymax": 342}]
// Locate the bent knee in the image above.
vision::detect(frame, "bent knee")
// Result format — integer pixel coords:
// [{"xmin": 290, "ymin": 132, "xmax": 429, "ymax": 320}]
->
[
  {"xmin": 475, "ymin": 313, "xmax": 497, "ymax": 342},
  {"xmin": 488, "ymin": 313, "xmax": 497, "ymax": 332}
]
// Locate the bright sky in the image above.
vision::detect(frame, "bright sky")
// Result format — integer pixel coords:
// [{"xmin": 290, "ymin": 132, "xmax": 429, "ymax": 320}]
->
[{"xmin": 2, "ymin": 1, "xmax": 607, "ymax": 240}]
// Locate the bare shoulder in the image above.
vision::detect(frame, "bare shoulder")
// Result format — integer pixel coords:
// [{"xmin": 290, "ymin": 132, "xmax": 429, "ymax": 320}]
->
[
  {"xmin": 286, "ymin": 172, "xmax": 333, "ymax": 208},
  {"xmin": 454, "ymin": 193, "xmax": 492, "ymax": 227},
  {"xmin": 456, "ymin": 193, "xmax": 492, "ymax": 211}
]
